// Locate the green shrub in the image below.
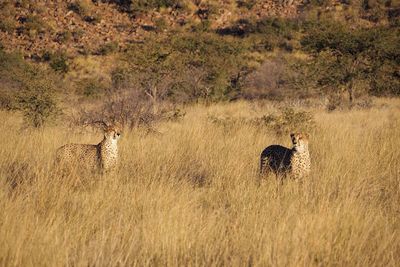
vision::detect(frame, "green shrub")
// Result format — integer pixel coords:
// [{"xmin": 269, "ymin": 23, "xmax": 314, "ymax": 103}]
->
[
  {"xmin": 83, "ymin": 14, "xmax": 101, "ymax": 24},
  {"xmin": 72, "ymin": 29, "xmax": 85, "ymax": 41},
  {"xmin": 97, "ymin": 42, "xmax": 119, "ymax": 55},
  {"xmin": 154, "ymin": 17, "xmax": 168, "ymax": 32},
  {"xmin": 0, "ymin": 1, "xmax": 16, "ymax": 33},
  {"xmin": 300, "ymin": 21, "xmax": 400, "ymax": 98},
  {"xmin": 55, "ymin": 31, "xmax": 72, "ymax": 43},
  {"xmin": 68, "ymin": 0, "xmax": 91, "ymax": 17},
  {"xmin": 0, "ymin": 51, "xmax": 61, "ymax": 127},
  {"xmin": 75, "ymin": 78, "xmax": 107, "ymax": 98},
  {"xmin": 48, "ymin": 52, "xmax": 69, "ymax": 73},
  {"xmin": 307, "ymin": 0, "xmax": 329, "ymax": 6},
  {"xmin": 0, "ymin": 91, "xmax": 15, "ymax": 111},
  {"xmin": 301, "ymin": 21, "xmax": 368, "ymax": 55},
  {"xmin": 0, "ymin": 18, "xmax": 16, "ymax": 33},
  {"xmin": 259, "ymin": 108, "xmax": 315, "ymax": 136},
  {"xmin": 19, "ymin": 15, "xmax": 49, "ymax": 37},
  {"xmin": 216, "ymin": 17, "xmax": 297, "ymax": 38},
  {"xmin": 68, "ymin": 0, "xmax": 101, "ymax": 24},
  {"xmin": 16, "ymin": 78, "xmax": 60, "ymax": 128},
  {"xmin": 106, "ymin": 0, "xmax": 186, "ymax": 13},
  {"xmin": 137, "ymin": 0, "xmax": 185, "ymax": 10},
  {"xmin": 111, "ymin": 66, "xmax": 134, "ymax": 90},
  {"xmin": 122, "ymin": 32, "xmax": 247, "ymax": 102},
  {"xmin": 236, "ymin": 0, "xmax": 256, "ymax": 9}
]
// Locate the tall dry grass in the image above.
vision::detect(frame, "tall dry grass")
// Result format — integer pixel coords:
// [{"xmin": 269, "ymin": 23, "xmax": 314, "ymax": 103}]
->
[{"xmin": 0, "ymin": 100, "xmax": 399, "ymax": 266}]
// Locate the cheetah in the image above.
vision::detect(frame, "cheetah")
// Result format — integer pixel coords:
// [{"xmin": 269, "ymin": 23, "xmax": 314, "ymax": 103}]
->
[
  {"xmin": 56, "ymin": 121, "xmax": 122, "ymax": 173},
  {"xmin": 260, "ymin": 133, "xmax": 310, "ymax": 181}
]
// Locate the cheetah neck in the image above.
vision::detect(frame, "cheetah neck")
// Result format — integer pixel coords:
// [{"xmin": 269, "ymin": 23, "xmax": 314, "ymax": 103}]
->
[
  {"xmin": 292, "ymin": 144, "xmax": 308, "ymax": 154},
  {"xmin": 291, "ymin": 146, "xmax": 310, "ymax": 162},
  {"xmin": 99, "ymin": 137, "xmax": 119, "ymax": 170},
  {"xmin": 290, "ymin": 146, "xmax": 311, "ymax": 178}
]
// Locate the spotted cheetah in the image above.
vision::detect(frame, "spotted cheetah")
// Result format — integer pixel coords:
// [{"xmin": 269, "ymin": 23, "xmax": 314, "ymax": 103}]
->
[
  {"xmin": 260, "ymin": 133, "xmax": 310, "ymax": 181},
  {"xmin": 56, "ymin": 122, "xmax": 122, "ymax": 173}
]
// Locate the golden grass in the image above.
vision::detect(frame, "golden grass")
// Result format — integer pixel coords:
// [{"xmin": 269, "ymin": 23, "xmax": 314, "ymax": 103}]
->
[{"xmin": 0, "ymin": 100, "xmax": 399, "ymax": 266}]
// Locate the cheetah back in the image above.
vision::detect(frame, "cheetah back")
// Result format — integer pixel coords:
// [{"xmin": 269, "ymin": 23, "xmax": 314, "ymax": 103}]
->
[
  {"xmin": 56, "ymin": 144, "xmax": 100, "ymax": 169},
  {"xmin": 260, "ymin": 145, "xmax": 293, "ymax": 175}
]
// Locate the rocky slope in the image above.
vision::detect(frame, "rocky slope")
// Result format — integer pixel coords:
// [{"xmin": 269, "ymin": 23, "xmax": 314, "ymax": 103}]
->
[{"xmin": 0, "ymin": 0, "xmax": 303, "ymax": 57}]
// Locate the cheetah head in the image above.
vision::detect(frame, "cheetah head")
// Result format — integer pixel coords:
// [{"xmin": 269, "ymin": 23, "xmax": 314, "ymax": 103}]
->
[
  {"xmin": 104, "ymin": 124, "xmax": 122, "ymax": 141},
  {"xmin": 290, "ymin": 132, "xmax": 309, "ymax": 152}
]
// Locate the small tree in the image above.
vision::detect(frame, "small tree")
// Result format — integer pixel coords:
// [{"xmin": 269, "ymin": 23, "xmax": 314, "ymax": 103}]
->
[
  {"xmin": 121, "ymin": 32, "xmax": 246, "ymax": 103},
  {"xmin": 0, "ymin": 51, "xmax": 60, "ymax": 127},
  {"xmin": 301, "ymin": 21, "xmax": 400, "ymax": 100},
  {"xmin": 16, "ymin": 78, "xmax": 60, "ymax": 128},
  {"xmin": 301, "ymin": 22, "xmax": 372, "ymax": 103}
]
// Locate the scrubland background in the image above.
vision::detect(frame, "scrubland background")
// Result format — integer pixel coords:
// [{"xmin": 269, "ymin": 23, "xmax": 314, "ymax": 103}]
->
[
  {"xmin": 1, "ymin": 99, "xmax": 400, "ymax": 266},
  {"xmin": 1, "ymin": 0, "xmax": 400, "ymax": 266}
]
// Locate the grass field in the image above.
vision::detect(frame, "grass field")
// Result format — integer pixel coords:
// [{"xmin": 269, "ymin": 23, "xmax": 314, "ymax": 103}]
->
[{"xmin": 0, "ymin": 100, "xmax": 399, "ymax": 266}]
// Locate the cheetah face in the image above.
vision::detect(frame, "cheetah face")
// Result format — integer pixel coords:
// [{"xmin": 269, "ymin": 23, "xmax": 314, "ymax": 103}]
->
[
  {"xmin": 290, "ymin": 133, "xmax": 309, "ymax": 152},
  {"xmin": 113, "ymin": 130, "xmax": 122, "ymax": 140},
  {"xmin": 104, "ymin": 126, "xmax": 122, "ymax": 141}
]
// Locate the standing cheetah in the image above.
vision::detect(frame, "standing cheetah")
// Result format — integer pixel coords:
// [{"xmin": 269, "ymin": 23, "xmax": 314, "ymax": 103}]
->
[
  {"xmin": 56, "ymin": 122, "xmax": 122, "ymax": 173},
  {"xmin": 260, "ymin": 133, "xmax": 310, "ymax": 181}
]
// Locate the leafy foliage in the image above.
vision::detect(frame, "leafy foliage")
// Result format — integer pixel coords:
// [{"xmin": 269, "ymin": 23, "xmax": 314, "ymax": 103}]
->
[
  {"xmin": 97, "ymin": 42, "xmax": 119, "ymax": 55},
  {"xmin": 300, "ymin": 21, "xmax": 400, "ymax": 99},
  {"xmin": 105, "ymin": 0, "xmax": 186, "ymax": 13},
  {"xmin": 18, "ymin": 15, "xmax": 49, "ymax": 37},
  {"xmin": 68, "ymin": 0, "xmax": 101, "ymax": 24},
  {"xmin": 48, "ymin": 52, "xmax": 69, "ymax": 73},
  {"xmin": 16, "ymin": 78, "xmax": 60, "ymax": 128},
  {"xmin": 75, "ymin": 78, "xmax": 107, "ymax": 98},
  {"xmin": 259, "ymin": 108, "xmax": 315, "ymax": 136},
  {"xmin": 119, "ymin": 32, "xmax": 247, "ymax": 103},
  {"xmin": 0, "ymin": 51, "xmax": 60, "ymax": 127}
]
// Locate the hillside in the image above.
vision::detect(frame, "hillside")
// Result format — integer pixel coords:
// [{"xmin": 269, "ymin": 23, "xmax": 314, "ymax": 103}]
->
[
  {"xmin": 0, "ymin": 0, "xmax": 399, "ymax": 128},
  {"xmin": 1, "ymin": 0, "xmax": 398, "ymax": 57},
  {"xmin": 0, "ymin": 0, "xmax": 303, "ymax": 57}
]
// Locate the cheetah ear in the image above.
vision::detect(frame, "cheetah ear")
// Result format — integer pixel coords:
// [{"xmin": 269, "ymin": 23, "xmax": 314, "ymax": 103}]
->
[
  {"xmin": 92, "ymin": 120, "xmax": 109, "ymax": 130},
  {"xmin": 114, "ymin": 121, "xmax": 123, "ymax": 130}
]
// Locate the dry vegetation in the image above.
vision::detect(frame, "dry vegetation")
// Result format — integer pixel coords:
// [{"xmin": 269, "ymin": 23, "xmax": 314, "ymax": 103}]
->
[{"xmin": 1, "ymin": 99, "xmax": 399, "ymax": 266}]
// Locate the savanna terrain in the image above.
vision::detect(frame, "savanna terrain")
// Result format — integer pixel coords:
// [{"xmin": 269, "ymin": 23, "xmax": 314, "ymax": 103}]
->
[
  {"xmin": 1, "ymin": 99, "xmax": 399, "ymax": 266},
  {"xmin": 1, "ymin": 0, "xmax": 400, "ymax": 266}
]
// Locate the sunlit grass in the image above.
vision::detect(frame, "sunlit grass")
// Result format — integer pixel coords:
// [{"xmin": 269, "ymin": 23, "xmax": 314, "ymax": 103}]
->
[{"xmin": 0, "ymin": 100, "xmax": 399, "ymax": 266}]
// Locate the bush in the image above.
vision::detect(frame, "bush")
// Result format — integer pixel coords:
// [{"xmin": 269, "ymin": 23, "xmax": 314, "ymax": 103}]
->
[
  {"xmin": 259, "ymin": 108, "xmax": 315, "ymax": 136},
  {"xmin": 18, "ymin": 15, "xmax": 49, "ymax": 37},
  {"xmin": 0, "ymin": 91, "xmax": 15, "ymax": 110},
  {"xmin": 0, "ymin": 18, "xmax": 16, "ymax": 33},
  {"xmin": 55, "ymin": 31, "xmax": 72, "ymax": 43},
  {"xmin": 16, "ymin": 78, "xmax": 60, "ymax": 128},
  {"xmin": 74, "ymin": 89, "xmax": 185, "ymax": 130},
  {"xmin": 154, "ymin": 17, "xmax": 168, "ymax": 32},
  {"xmin": 300, "ymin": 21, "xmax": 400, "ymax": 98},
  {"xmin": 75, "ymin": 78, "xmax": 107, "ymax": 98},
  {"xmin": 68, "ymin": 0, "xmax": 91, "ymax": 16},
  {"xmin": 122, "ymin": 32, "xmax": 247, "ymax": 102},
  {"xmin": 48, "ymin": 52, "xmax": 69, "ymax": 73},
  {"xmin": 97, "ymin": 42, "xmax": 119, "ymax": 55},
  {"xmin": 111, "ymin": 66, "xmax": 134, "ymax": 90},
  {"xmin": 0, "ymin": 51, "xmax": 61, "ymax": 127},
  {"xmin": 0, "ymin": 1, "xmax": 16, "ymax": 33},
  {"xmin": 236, "ymin": 0, "xmax": 256, "ymax": 9},
  {"xmin": 68, "ymin": 0, "xmax": 101, "ymax": 24},
  {"xmin": 105, "ymin": 0, "xmax": 186, "ymax": 13}
]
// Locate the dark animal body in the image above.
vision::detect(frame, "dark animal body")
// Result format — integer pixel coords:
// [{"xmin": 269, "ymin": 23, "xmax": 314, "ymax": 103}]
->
[
  {"xmin": 260, "ymin": 145, "xmax": 293, "ymax": 176},
  {"xmin": 259, "ymin": 133, "xmax": 311, "ymax": 181}
]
